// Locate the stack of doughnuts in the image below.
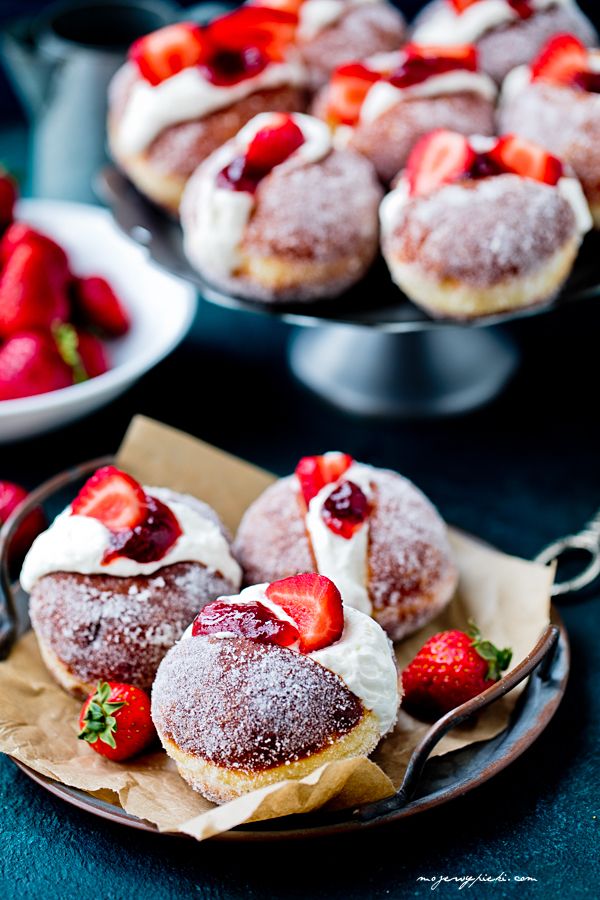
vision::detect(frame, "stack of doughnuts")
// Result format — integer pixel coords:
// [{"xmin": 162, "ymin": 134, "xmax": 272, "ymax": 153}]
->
[{"xmin": 107, "ymin": 0, "xmax": 598, "ymax": 314}]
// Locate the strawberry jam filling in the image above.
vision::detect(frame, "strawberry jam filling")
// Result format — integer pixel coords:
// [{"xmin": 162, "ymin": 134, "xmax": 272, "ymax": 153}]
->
[
  {"xmin": 192, "ymin": 599, "xmax": 299, "ymax": 646},
  {"xmin": 198, "ymin": 46, "xmax": 269, "ymax": 86},
  {"xmin": 388, "ymin": 47, "xmax": 477, "ymax": 89},
  {"xmin": 71, "ymin": 466, "xmax": 182, "ymax": 564},
  {"xmin": 103, "ymin": 496, "xmax": 182, "ymax": 564},
  {"xmin": 217, "ymin": 114, "xmax": 305, "ymax": 192},
  {"xmin": 321, "ymin": 480, "xmax": 370, "ymax": 539}
]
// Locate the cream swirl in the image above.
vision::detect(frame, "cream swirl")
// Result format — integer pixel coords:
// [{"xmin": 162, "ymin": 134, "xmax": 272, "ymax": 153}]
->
[
  {"xmin": 181, "ymin": 113, "xmax": 332, "ymax": 277},
  {"xmin": 183, "ymin": 582, "xmax": 400, "ymax": 735},
  {"xmin": 413, "ymin": 0, "xmax": 572, "ymax": 46},
  {"xmin": 304, "ymin": 460, "xmax": 374, "ymax": 616},
  {"xmin": 359, "ymin": 69, "xmax": 497, "ymax": 124},
  {"xmin": 20, "ymin": 487, "xmax": 242, "ymax": 591},
  {"xmin": 112, "ymin": 58, "xmax": 307, "ymax": 156}
]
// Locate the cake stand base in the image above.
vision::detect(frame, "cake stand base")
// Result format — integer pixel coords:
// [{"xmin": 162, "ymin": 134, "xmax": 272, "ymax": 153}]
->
[{"xmin": 289, "ymin": 325, "xmax": 519, "ymax": 418}]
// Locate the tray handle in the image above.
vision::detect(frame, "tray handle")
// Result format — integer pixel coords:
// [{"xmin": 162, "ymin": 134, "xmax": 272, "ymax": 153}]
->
[
  {"xmin": 356, "ymin": 622, "xmax": 560, "ymax": 823},
  {"xmin": 0, "ymin": 456, "xmax": 114, "ymax": 661}
]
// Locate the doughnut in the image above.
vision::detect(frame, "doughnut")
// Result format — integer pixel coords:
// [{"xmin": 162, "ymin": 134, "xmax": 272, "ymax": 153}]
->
[
  {"xmin": 233, "ymin": 453, "xmax": 458, "ymax": 641},
  {"xmin": 22, "ymin": 466, "xmax": 241, "ymax": 698},
  {"xmin": 499, "ymin": 35, "xmax": 600, "ymax": 227},
  {"xmin": 180, "ymin": 112, "xmax": 383, "ymax": 302},
  {"xmin": 107, "ymin": 11, "xmax": 308, "ymax": 213},
  {"xmin": 380, "ymin": 130, "xmax": 593, "ymax": 320},
  {"xmin": 151, "ymin": 575, "xmax": 400, "ymax": 802},
  {"xmin": 312, "ymin": 43, "xmax": 497, "ymax": 183},
  {"xmin": 412, "ymin": 0, "xmax": 596, "ymax": 84}
]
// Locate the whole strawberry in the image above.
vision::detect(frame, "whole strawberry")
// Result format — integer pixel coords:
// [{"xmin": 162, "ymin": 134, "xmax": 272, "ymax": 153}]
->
[
  {"xmin": 0, "ymin": 171, "xmax": 18, "ymax": 234},
  {"xmin": 0, "ymin": 331, "xmax": 73, "ymax": 400},
  {"xmin": 0, "ymin": 481, "xmax": 46, "ymax": 566},
  {"xmin": 0, "ymin": 241, "xmax": 69, "ymax": 338},
  {"xmin": 402, "ymin": 622, "xmax": 512, "ymax": 719},
  {"xmin": 78, "ymin": 681, "xmax": 155, "ymax": 761},
  {"xmin": 72, "ymin": 276, "xmax": 131, "ymax": 337}
]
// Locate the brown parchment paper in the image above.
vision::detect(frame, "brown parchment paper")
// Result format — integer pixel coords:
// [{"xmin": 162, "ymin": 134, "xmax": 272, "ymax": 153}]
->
[{"xmin": 0, "ymin": 416, "xmax": 554, "ymax": 841}]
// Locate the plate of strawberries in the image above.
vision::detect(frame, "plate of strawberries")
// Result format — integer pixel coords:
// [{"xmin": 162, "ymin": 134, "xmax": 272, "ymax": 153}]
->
[{"xmin": 0, "ymin": 175, "xmax": 196, "ymax": 442}]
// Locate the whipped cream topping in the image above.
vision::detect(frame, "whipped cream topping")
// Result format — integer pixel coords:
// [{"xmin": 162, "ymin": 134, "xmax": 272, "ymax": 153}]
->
[
  {"xmin": 303, "ymin": 459, "xmax": 374, "ymax": 616},
  {"xmin": 181, "ymin": 112, "xmax": 332, "ymax": 277},
  {"xmin": 113, "ymin": 58, "xmax": 307, "ymax": 156},
  {"xmin": 298, "ymin": 0, "xmax": 379, "ymax": 41},
  {"xmin": 379, "ymin": 137, "xmax": 593, "ymax": 236},
  {"xmin": 20, "ymin": 486, "xmax": 242, "ymax": 591},
  {"xmin": 183, "ymin": 582, "xmax": 400, "ymax": 735},
  {"xmin": 359, "ymin": 69, "xmax": 497, "ymax": 124},
  {"xmin": 413, "ymin": 0, "xmax": 571, "ymax": 47}
]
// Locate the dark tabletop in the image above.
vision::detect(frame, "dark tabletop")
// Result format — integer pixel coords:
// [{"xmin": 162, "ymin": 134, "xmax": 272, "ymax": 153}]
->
[{"xmin": 1, "ymin": 1, "xmax": 599, "ymax": 896}]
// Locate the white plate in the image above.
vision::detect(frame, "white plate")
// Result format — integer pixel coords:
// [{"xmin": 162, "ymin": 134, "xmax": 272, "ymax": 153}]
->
[{"xmin": 0, "ymin": 199, "xmax": 197, "ymax": 443}]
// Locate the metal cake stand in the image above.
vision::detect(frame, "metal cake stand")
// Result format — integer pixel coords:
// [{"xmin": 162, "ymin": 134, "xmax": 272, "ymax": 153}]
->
[{"xmin": 100, "ymin": 167, "xmax": 600, "ymax": 418}]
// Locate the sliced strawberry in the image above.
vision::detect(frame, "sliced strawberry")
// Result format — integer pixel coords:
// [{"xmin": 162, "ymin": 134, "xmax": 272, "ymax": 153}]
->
[
  {"xmin": 321, "ymin": 480, "xmax": 370, "ymax": 539},
  {"xmin": 448, "ymin": 0, "xmax": 480, "ymax": 12},
  {"xmin": 252, "ymin": 0, "xmax": 303, "ymax": 12},
  {"xmin": 404, "ymin": 42, "xmax": 477, "ymax": 69},
  {"xmin": 488, "ymin": 135, "xmax": 564, "ymax": 185},
  {"xmin": 531, "ymin": 33, "xmax": 588, "ymax": 86},
  {"xmin": 327, "ymin": 63, "xmax": 380, "ymax": 126},
  {"xmin": 406, "ymin": 129, "xmax": 476, "ymax": 198},
  {"xmin": 192, "ymin": 599, "xmax": 300, "ymax": 646},
  {"xmin": 0, "ymin": 171, "xmax": 17, "ymax": 233},
  {"xmin": 295, "ymin": 452, "xmax": 353, "ymax": 505},
  {"xmin": 71, "ymin": 466, "xmax": 147, "ymax": 531},
  {"xmin": 207, "ymin": 7, "xmax": 297, "ymax": 62},
  {"xmin": 246, "ymin": 115, "xmax": 305, "ymax": 171},
  {"xmin": 0, "ymin": 330, "xmax": 73, "ymax": 401},
  {"xmin": 0, "ymin": 223, "xmax": 70, "ymax": 289},
  {"xmin": 265, "ymin": 573, "xmax": 344, "ymax": 653},
  {"xmin": 129, "ymin": 22, "xmax": 212, "ymax": 86},
  {"xmin": 72, "ymin": 276, "xmax": 131, "ymax": 337},
  {"xmin": 0, "ymin": 242, "xmax": 69, "ymax": 339}
]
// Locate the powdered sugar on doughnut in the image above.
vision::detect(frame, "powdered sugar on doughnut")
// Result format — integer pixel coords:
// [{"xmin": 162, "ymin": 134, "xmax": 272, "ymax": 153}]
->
[
  {"xmin": 181, "ymin": 113, "xmax": 333, "ymax": 278},
  {"xmin": 29, "ymin": 562, "xmax": 236, "ymax": 692},
  {"xmin": 21, "ymin": 488, "xmax": 241, "ymax": 590},
  {"xmin": 182, "ymin": 582, "xmax": 400, "ymax": 735},
  {"xmin": 381, "ymin": 175, "xmax": 582, "ymax": 286},
  {"xmin": 234, "ymin": 467, "xmax": 457, "ymax": 642},
  {"xmin": 152, "ymin": 635, "xmax": 365, "ymax": 770},
  {"xmin": 298, "ymin": 0, "xmax": 379, "ymax": 41}
]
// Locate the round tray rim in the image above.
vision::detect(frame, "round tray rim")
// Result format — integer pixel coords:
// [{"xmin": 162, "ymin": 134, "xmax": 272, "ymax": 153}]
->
[{"xmin": 8, "ymin": 603, "xmax": 569, "ymax": 842}]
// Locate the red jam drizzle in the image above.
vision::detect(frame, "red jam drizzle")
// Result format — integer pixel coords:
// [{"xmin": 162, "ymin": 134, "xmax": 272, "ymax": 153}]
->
[
  {"xmin": 192, "ymin": 600, "xmax": 299, "ymax": 646},
  {"xmin": 103, "ymin": 496, "xmax": 182, "ymax": 564},
  {"xmin": 506, "ymin": 0, "xmax": 535, "ymax": 20},
  {"xmin": 572, "ymin": 70, "xmax": 600, "ymax": 93},
  {"xmin": 321, "ymin": 480, "xmax": 370, "ymax": 539},
  {"xmin": 388, "ymin": 53, "xmax": 476, "ymax": 89}
]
